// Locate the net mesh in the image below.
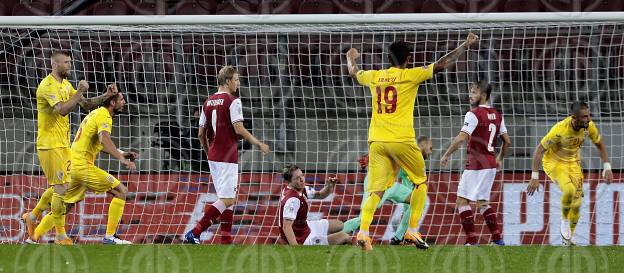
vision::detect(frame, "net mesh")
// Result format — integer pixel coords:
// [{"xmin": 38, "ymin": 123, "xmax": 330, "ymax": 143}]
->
[{"xmin": 1, "ymin": 22, "xmax": 623, "ymax": 245}]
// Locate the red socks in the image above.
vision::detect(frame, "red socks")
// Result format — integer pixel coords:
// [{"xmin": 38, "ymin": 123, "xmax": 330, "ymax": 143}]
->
[
  {"xmin": 459, "ymin": 206, "xmax": 477, "ymax": 245},
  {"xmin": 481, "ymin": 207, "xmax": 501, "ymax": 241},
  {"xmin": 220, "ymin": 209, "xmax": 233, "ymax": 244}
]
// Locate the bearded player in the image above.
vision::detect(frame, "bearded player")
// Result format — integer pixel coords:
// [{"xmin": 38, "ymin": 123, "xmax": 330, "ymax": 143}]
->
[
  {"xmin": 440, "ymin": 81, "xmax": 511, "ymax": 245},
  {"xmin": 527, "ymin": 101, "xmax": 612, "ymax": 245}
]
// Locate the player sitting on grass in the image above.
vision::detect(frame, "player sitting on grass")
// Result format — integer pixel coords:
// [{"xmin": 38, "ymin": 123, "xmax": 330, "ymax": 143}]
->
[{"xmin": 279, "ymin": 165, "xmax": 351, "ymax": 245}]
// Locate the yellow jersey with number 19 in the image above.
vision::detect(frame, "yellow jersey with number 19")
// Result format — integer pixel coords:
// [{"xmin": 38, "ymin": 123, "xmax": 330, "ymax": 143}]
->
[
  {"xmin": 356, "ymin": 65, "xmax": 433, "ymax": 142},
  {"xmin": 71, "ymin": 107, "xmax": 113, "ymax": 166}
]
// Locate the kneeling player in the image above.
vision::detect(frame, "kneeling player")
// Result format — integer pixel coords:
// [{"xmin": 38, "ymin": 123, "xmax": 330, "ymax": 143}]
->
[
  {"xmin": 279, "ymin": 165, "xmax": 351, "ymax": 245},
  {"xmin": 441, "ymin": 81, "xmax": 511, "ymax": 245}
]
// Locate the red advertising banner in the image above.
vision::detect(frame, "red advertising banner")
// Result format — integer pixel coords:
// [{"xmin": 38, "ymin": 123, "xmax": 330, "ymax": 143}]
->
[{"xmin": 1, "ymin": 172, "xmax": 622, "ymax": 245}]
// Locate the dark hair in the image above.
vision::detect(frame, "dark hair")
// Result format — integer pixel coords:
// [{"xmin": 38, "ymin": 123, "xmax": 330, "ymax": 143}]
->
[
  {"xmin": 473, "ymin": 80, "xmax": 492, "ymax": 100},
  {"xmin": 102, "ymin": 92, "xmax": 122, "ymax": 107},
  {"xmin": 417, "ymin": 136, "xmax": 430, "ymax": 144},
  {"xmin": 282, "ymin": 164, "xmax": 300, "ymax": 182},
  {"xmin": 388, "ymin": 41, "xmax": 411, "ymax": 67},
  {"xmin": 570, "ymin": 101, "xmax": 589, "ymax": 116},
  {"xmin": 51, "ymin": 50, "xmax": 71, "ymax": 59}
]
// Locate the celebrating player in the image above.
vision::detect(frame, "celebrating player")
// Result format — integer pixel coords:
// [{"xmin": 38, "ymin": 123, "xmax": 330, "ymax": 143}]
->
[
  {"xmin": 28, "ymin": 88, "xmax": 137, "ymax": 244},
  {"xmin": 346, "ymin": 32, "xmax": 479, "ymax": 251},
  {"xmin": 185, "ymin": 66, "xmax": 270, "ymax": 244},
  {"xmin": 23, "ymin": 50, "xmax": 117, "ymax": 245},
  {"xmin": 440, "ymin": 81, "xmax": 511, "ymax": 245},
  {"xmin": 527, "ymin": 101, "xmax": 613, "ymax": 245},
  {"xmin": 279, "ymin": 165, "xmax": 351, "ymax": 245},
  {"xmin": 343, "ymin": 136, "xmax": 433, "ymax": 248}
]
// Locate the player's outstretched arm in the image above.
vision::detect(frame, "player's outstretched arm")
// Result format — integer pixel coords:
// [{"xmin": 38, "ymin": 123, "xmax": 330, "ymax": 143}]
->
[
  {"xmin": 315, "ymin": 177, "xmax": 339, "ymax": 199},
  {"xmin": 99, "ymin": 131, "xmax": 136, "ymax": 171},
  {"xmin": 233, "ymin": 121, "xmax": 270, "ymax": 154},
  {"xmin": 496, "ymin": 133, "xmax": 512, "ymax": 170},
  {"xmin": 440, "ymin": 132, "xmax": 470, "ymax": 167},
  {"xmin": 78, "ymin": 83, "xmax": 119, "ymax": 111},
  {"xmin": 346, "ymin": 48, "xmax": 360, "ymax": 77},
  {"xmin": 433, "ymin": 32, "xmax": 479, "ymax": 74},
  {"xmin": 282, "ymin": 220, "xmax": 299, "ymax": 245},
  {"xmin": 526, "ymin": 144, "xmax": 545, "ymax": 196},
  {"xmin": 594, "ymin": 141, "xmax": 613, "ymax": 183}
]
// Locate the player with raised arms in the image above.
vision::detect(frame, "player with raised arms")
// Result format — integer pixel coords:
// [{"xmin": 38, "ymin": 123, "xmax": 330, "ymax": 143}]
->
[{"xmin": 346, "ymin": 32, "xmax": 479, "ymax": 251}]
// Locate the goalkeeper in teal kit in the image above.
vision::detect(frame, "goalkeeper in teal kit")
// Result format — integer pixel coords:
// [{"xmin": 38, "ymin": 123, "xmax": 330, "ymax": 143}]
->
[{"xmin": 343, "ymin": 136, "xmax": 433, "ymax": 245}]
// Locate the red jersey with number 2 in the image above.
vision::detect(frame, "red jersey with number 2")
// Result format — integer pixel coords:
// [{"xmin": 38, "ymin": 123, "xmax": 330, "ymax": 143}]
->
[{"xmin": 461, "ymin": 105, "xmax": 506, "ymax": 170}]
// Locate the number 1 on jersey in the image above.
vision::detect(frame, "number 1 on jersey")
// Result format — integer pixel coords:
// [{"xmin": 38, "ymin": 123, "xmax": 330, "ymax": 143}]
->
[{"xmin": 375, "ymin": 86, "xmax": 398, "ymax": 114}]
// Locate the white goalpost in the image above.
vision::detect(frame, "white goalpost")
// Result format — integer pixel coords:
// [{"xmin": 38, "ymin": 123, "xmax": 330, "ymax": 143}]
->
[{"xmin": 1, "ymin": 13, "xmax": 623, "ymax": 245}]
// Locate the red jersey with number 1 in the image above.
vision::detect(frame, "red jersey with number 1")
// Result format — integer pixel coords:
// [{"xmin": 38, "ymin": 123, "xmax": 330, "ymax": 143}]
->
[
  {"xmin": 199, "ymin": 92, "xmax": 244, "ymax": 164},
  {"xmin": 460, "ymin": 105, "xmax": 507, "ymax": 170}
]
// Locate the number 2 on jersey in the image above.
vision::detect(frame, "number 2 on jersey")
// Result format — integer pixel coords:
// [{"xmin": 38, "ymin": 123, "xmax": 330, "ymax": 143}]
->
[
  {"xmin": 375, "ymin": 86, "xmax": 397, "ymax": 114},
  {"xmin": 487, "ymin": 123, "xmax": 496, "ymax": 152}
]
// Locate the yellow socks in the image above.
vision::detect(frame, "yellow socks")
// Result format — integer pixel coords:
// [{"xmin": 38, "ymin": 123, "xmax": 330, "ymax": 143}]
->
[
  {"xmin": 33, "ymin": 213, "xmax": 55, "ymax": 240},
  {"xmin": 568, "ymin": 197, "xmax": 582, "ymax": 235},
  {"xmin": 106, "ymin": 198, "xmax": 126, "ymax": 237},
  {"xmin": 560, "ymin": 183, "xmax": 575, "ymax": 219},
  {"xmin": 408, "ymin": 183, "xmax": 428, "ymax": 232},
  {"xmin": 50, "ymin": 194, "xmax": 67, "ymax": 237},
  {"xmin": 359, "ymin": 193, "xmax": 381, "ymax": 233},
  {"xmin": 32, "ymin": 187, "xmax": 54, "ymax": 218}
]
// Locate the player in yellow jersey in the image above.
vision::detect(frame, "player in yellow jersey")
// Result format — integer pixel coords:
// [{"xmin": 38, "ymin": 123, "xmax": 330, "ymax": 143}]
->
[
  {"xmin": 527, "ymin": 101, "xmax": 613, "ymax": 245},
  {"xmin": 24, "ymin": 50, "xmax": 117, "ymax": 245},
  {"xmin": 346, "ymin": 33, "xmax": 479, "ymax": 251},
  {"xmin": 38, "ymin": 89, "xmax": 138, "ymax": 244}
]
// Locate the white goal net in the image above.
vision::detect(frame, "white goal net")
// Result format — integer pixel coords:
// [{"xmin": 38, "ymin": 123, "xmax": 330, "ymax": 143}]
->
[{"xmin": 1, "ymin": 19, "xmax": 623, "ymax": 245}]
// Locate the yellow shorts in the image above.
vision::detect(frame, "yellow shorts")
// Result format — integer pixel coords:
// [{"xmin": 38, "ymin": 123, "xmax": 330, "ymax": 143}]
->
[
  {"xmin": 368, "ymin": 141, "xmax": 426, "ymax": 192},
  {"xmin": 64, "ymin": 164, "xmax": 121, "ymax": 204},
  {"xmin": 543, "ymin": 160, "xmax": 584, "ymax": 197},
  {"xmin": 37, "ymin": 148, "xmax": 71, "ymax": 186}
]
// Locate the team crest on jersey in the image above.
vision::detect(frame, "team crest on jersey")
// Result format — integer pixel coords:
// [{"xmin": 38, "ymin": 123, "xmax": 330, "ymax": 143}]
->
[
  {"xmin": 107, "ymin": 175, "xmax": 115, "ymax": 184},
  {"xmin": 101, "ymin": 124, "xmax": 109, "ymax": 129},
  {"xmin": 56, "ymin": 170, "xmax": 64, "ymax": 181}
]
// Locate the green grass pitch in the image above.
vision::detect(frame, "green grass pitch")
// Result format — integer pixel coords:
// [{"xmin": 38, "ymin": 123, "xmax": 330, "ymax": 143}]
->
[{"xmin": 0, "ymin": 245, "xmax": 622, "ymax": 273}]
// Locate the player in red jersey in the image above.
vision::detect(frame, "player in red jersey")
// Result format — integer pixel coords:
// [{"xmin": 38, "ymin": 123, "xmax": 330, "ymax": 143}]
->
[
  {"xmin": 279, "ymin": 165, "xmax": 351, "ymax": 245},
  {"xmin": 440, "ymin": 80, "xmax": 511, "ymax": 245},
  {"xmin": 185, "ymin": 66, "xmax": 270, "ymax": 244}
]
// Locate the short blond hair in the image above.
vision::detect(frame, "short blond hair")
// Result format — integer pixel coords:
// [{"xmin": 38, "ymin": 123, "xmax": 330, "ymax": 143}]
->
[{"xmin": 217, "ymin": 66, "xmax": 238, "ymax": 86}]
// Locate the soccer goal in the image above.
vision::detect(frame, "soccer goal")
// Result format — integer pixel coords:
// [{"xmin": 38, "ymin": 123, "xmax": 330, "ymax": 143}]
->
[{"xmin": 1, "ymin": 13, "xmax": 623, "ymax": 245}]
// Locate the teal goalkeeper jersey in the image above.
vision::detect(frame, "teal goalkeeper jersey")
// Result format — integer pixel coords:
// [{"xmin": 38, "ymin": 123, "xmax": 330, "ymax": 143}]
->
[{"xmin": 363, "ymin": 169, "xmax": 415, "ymax": 204}]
